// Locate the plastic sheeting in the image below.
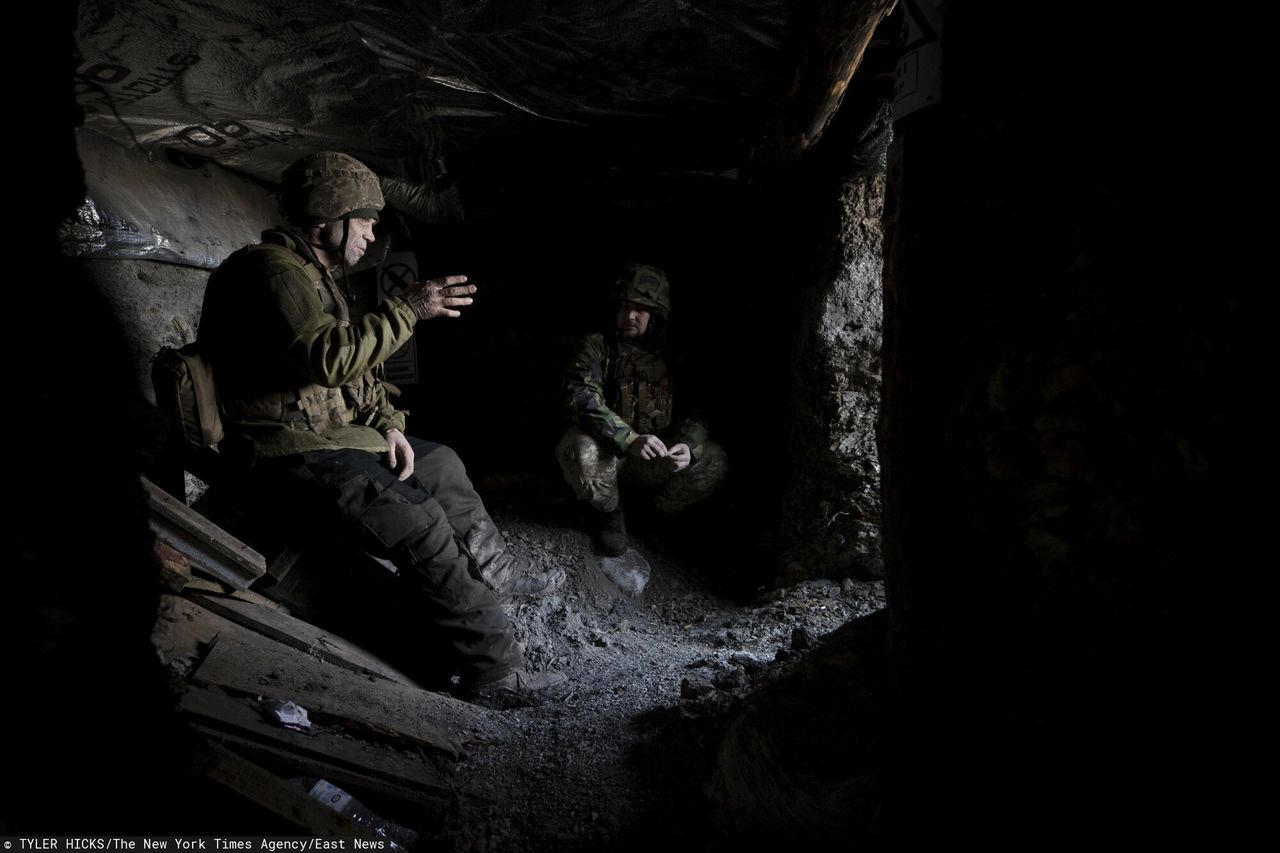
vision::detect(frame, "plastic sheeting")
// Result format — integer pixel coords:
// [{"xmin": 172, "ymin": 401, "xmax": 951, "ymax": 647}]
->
[
  {"xmin": 73, "ymin": 0, "xmax": 789, "ymax": 264},
  {"xmin": 64, "ymin": 128, "xmax": 280, "ymax": 268},
  {"xmin": 76, "ymin": 1, "xmax": 787, "ymax": 158},
  {"xmin": 74, "ymin": 0, "xmax": 787, "ymax": 170}
]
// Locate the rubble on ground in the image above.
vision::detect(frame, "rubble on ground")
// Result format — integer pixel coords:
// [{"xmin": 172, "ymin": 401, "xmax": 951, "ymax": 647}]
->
[{"xmin": 150, "ymin": 479, "xmax": 886, "ymax": 851}]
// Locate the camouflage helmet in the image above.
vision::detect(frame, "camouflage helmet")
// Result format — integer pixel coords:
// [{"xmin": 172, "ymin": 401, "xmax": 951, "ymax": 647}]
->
[
  {"xmin": 279, "ymin": 151, "xmax": 384, "ymax": 225},
  {"xmin": 613, "ymin": 263, "xmax": 671, "ymax": 317}
]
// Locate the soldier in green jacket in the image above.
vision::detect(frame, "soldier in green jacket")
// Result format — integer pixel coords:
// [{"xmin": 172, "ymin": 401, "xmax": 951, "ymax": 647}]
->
[
  {"xmin": 556, "ymin": 263, "xmax": 729, "ymax": 555},
  {"xmin": 199, "ymin": 152, "xmax": 563, "ymax": 701}
]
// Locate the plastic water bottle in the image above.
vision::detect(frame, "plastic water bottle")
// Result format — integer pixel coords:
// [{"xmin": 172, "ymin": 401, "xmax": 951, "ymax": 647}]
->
[{"xmin": 292, "ymin": 777, "xmax": 419, "ymax": 850}]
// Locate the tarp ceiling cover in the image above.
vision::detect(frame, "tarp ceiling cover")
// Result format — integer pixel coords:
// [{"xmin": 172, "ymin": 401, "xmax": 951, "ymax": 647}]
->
[{"xmin": 76, "ymin": 0, "xmax": 790, "ymax": 182}]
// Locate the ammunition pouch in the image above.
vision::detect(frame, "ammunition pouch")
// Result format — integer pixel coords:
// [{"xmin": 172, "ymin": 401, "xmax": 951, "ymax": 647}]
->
[
  {"xmin": 615, "ymin": 348, "xmax": 673, "ymax": 434},
  {"xmin": 151, "ymin": 342, "xmax": 224, "ymax": 450}
]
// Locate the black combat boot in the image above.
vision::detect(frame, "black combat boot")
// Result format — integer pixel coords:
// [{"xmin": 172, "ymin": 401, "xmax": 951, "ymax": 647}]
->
[
  {"xmin": 596, "ymin": 506, "xmax": 628, "ymax": 556},
  {"xmin": 462, "ymin": 668, "xmax": 568, "ymax": 708}
]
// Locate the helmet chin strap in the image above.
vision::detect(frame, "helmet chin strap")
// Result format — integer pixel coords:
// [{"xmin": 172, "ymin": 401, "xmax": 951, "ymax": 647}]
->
[
  {"xmin": 308, "ymin": 218, "xmax": 350, "ymax": 258},
  {"xmin": 307, "ymin": 218, "xmax": 354, "ymax": 300}
]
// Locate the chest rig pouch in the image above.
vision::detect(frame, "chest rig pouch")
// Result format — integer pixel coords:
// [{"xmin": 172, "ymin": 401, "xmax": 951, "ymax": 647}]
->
[{"xmin": 615, "ymin": 343, "xmax": 673, "ymax": 434}]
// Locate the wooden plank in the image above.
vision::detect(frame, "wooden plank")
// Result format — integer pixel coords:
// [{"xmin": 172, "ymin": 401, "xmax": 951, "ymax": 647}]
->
[
  {"xmin": 183, "ymin": 577, "xmax": 229, "ymax": 594},
  {"xmin": 143, "ymin": 475, "xmax": 266, "ymax": 589},
  {"xmin": 151, "ymin": 520, "xmax": 257, "ymax": 589},
  {"xmin": 223, "ymin": 586, "xmax": 288, "ymax": 611},
  {"xmin": 153, "ymin": 592, "xmax": 245, "ymax": 676},
  {"xmin": 267, "ymin": 543, "xmax": 306, "ymax": 583},
  {"xmin": 151, "ymin": 593, "xmax": 286, "ymax": 676},
  {"xmin": 202, "ymin": 738, "xmax": 397, "ymax": 839},
  {"xmin": 180, "ymin": 686, "xmax": 453, "ymax": 793},
  {"xmin": 185, "ymin": 591, "xmax": 414, "ymax": 684},
  {"xmin": 190, "ymin": 724, "xmax": 450, "ymax": 811},
  {"xmin": 191, "ymin": 633, "xmax": 490, "ymax": 760}
]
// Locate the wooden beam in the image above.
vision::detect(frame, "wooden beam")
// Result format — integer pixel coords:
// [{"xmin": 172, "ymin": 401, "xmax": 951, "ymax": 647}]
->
[
  {"xmin": 190, "ymin": 631, "xmax": 492, "ymax": 760},
  {"xmin": 183, "ymin": 686, "xmax": 454, "ymax": 794},
  {"xmin": 800, "ymin": 0, "xmax": 898, "ymax": 147},
  {"xmin": 185, "ymin": 591, "xmax": 414, "ymax": 684},
  {"xmin": 202, "ymin": 738, "xmax": 415, "ymax": 840},
  {"xmin": 190, "ymin": 724, "xmax": 449, "ymax": 812},
  {"xmin": 750, "ymin": 0, "xmax": 898, "ymax": 168},
  {"xmin": 154, "ymin": 592, "xmax": 252, "ymax": 675},
  {"xmin": 142, "ymin": 475, "xmax": 266, "ymax": 589}
]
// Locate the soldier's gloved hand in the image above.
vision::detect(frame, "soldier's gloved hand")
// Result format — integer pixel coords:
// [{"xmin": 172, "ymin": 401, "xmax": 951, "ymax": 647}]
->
[
  {"xmin": 401, "ymin": 275, "xmax": 476, "ymax": 320},
  {"xmin": 385, "ymin": 428, "xmax": 415, "ymax": 480},
  {"xmin": 666, "ymin": 443, "xmax": 692, "ymax": 472},
  {"xmin": 628, "ymin": 434, "xmax": 669, "ymax": 461}
]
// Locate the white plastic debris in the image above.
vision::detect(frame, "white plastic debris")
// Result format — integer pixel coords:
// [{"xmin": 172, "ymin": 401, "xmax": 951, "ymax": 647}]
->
[
  {"xmin": 259, "ymin": 698, "xmax": 312, "ymax": 731},
  {"xmin": 590, "ymin": 550, "xmax": 652, "ymax": 597}
]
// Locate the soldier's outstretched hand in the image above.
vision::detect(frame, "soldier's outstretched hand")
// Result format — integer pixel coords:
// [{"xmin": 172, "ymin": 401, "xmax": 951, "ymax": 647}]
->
[{"xmin": 401, "ymin": 275, "xmax": 476, "ymax": 320}]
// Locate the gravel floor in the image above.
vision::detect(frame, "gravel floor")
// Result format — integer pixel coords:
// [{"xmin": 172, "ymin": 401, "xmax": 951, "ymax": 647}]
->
[{"xmin": 405, "ymin": 480, "xmax": 887, "ymax": 852}]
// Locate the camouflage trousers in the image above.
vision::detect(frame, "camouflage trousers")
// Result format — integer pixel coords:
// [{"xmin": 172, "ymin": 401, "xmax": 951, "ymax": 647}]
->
[{"xmin": 555, "ymin": 427, "xmax": 728, "ymax": 513}]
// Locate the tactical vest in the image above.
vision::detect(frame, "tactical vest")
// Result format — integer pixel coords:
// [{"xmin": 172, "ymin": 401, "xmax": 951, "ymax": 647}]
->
[
  {"xmin": 220, "ymin": 243, "xmax": 381, "ymax": 433},
  {"xmin": 614, "ymin": 342, "xmax": 673, "ymax": 434}
]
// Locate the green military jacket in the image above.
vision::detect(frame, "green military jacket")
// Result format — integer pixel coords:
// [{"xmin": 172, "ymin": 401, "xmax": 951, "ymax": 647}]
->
[
  {"xmin": 198, "ymin": 229, "xmax": 417, "ymax": 459},
  {"xmin": 564, "ymin": 332, "xmax": 709, "ymax": 461}
]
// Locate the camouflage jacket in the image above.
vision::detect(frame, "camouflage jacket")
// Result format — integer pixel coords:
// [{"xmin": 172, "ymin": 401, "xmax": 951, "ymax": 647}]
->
[
  {"xmin": 198, "ymin": 228, "xmax": 417, "ymax": 459},
  {"xmin": 564, "ymin": 332, "xmax": 709, "ymax": 461}
]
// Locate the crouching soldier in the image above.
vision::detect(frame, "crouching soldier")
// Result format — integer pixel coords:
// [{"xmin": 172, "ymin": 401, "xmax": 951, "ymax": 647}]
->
[{"xmin": 556, "ymin": 263, "xmax": 728, "ymax": 555}]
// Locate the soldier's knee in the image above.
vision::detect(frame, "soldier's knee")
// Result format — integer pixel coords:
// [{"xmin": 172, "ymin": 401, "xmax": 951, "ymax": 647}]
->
[
  {"xmin": 554, "ymin": 431, "xmax": 576, "ymax": 467},
  {"xmin": 429, "ymin": 444, "xmax": 465, "ymax": 477},
  {"xmin": 555, "ymin": 428, "xmax": 621, "ymax": 509},
  {"xmin": 656, "ymin": 442, "xmax": 728, "ymax": 513},
  {"xmin": 691, "ymin": 441, "xmax": 729, "ymax": 485},
  {"xmin": 556, "ymin": 429, "xmax": 610, "ymax": 474}
]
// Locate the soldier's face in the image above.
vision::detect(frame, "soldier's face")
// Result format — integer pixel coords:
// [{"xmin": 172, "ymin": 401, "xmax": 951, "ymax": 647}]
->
[
  {"xmin": 343, "ymin": 217, "xmax": 377, "ymax": 265},
  {"xmin": 318, "ymin": 217, "xmax": 377, "ymax": 266},
  {"xmin": 618, "ymin": 302, "xmax": 651, "ymax": 339}
]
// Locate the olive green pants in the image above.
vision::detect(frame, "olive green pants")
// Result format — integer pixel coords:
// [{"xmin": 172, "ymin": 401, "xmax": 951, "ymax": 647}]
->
[{"xmin": 248, "ymin": 438, "xmax": 521, "ymax": 687}]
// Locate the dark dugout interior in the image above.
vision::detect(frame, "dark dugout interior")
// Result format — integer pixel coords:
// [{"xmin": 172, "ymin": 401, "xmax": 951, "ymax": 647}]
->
[
  {"xmin": 8, "ymin": 0, "xmax": 1269, "ymax": 845},
  {"xmin": 366, "ymin": 97, "xmax": 890, "ymax": 597},
  {"xmin": 370, "ymin": 121, "xmax": 793, "ymax": 593}
]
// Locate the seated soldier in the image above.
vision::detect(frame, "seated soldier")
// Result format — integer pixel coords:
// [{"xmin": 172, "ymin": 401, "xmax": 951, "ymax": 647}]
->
[{"xmin": 198, "ymin": 151, "xmax": 564, "ymax": 701}]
